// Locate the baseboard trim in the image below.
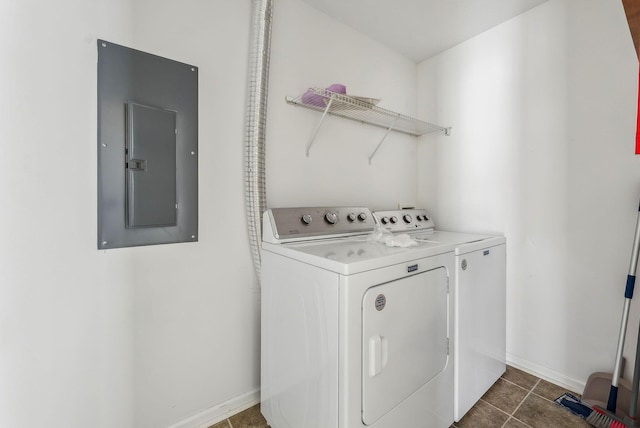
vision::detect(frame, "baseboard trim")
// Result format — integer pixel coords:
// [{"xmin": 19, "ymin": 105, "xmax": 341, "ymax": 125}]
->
[
  {"xmin": 166, "ymin": 357, "xmax": 586, "ymax": 427},
  {"xmin": 166, "ymin": 388, "xmax": 260, "ymax": 428},
  {"xmin": 506, "ymin": 352, "xmax": 586, "ymax": 394}
]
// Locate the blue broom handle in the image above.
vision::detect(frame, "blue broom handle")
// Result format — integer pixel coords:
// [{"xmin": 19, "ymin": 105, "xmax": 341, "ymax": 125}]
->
[
  {"xmin": 609, "ymin": 206, "xmax": 640, "ymax": 412},
  {"xmin": 612, "ymin": 300, "xmax": 632, "ymax": 389}
]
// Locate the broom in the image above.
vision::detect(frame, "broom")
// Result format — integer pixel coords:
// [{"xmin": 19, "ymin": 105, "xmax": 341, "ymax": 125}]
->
[
  {"xmin": 586, "ymin": 406, "xmax": 626, "ymax": 428},
  {"xmin": 585, "ymin": 200, "xmax": 640, "ymax": 427},
  {"xmin": 557, "ymin": 394, "xmax": 624, "ymax": 427}
]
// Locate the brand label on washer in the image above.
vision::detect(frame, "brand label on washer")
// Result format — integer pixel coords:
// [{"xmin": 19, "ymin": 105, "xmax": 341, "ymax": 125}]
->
[
  {"xmin": 407, "ymin": 264, "xmax": 418, "ymax": 272},
  {"xmin": 375, "ymin": 294, "xmax": 386, "ymax": 311}
]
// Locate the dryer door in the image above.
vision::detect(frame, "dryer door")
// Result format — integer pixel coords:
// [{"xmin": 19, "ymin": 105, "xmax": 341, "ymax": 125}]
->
[{"xmin": 361, "ymin": 267, "xmax": 449, "ymax": 425}]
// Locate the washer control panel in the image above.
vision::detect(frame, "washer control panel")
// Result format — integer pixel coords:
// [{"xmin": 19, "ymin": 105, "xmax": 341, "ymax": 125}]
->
[
  {"xmin": 372, "ymin": 209, "xmax": 435, "ymax": 232},
  {"xmin": 264, "ymin": 207, "xmax": 375, "ymax": 243}
]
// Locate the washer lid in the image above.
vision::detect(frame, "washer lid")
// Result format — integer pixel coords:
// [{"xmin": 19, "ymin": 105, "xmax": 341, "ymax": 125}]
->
[
  {"xmin": 262, "ymin": 237, "xmax": 454, "ymax": 275},
  {"xmin": 411, "ymin": 230, "xmax": 498, "ymax": 246}
]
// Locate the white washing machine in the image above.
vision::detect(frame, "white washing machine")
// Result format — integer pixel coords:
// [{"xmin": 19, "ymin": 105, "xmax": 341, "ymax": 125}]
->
[
  {"xmin": 260, "ymin": 207, "xmax": 458, "ymax": 428},
  {"xmin": 372, "ymin": 209, "xmax": 506, "ymax": 422}
]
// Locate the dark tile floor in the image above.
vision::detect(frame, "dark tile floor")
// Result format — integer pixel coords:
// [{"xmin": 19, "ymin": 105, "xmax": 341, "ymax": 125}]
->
[
  {"xmin": 453, "ymin": 365, "xmax": 590, "ymax": 428},
  {"xmin": 210, "ymin": 366, "xmax": 590, "ymax": 428},
  {"xmin": 208, "ymin": 404, "xmax": 269, "ymax": 428}
]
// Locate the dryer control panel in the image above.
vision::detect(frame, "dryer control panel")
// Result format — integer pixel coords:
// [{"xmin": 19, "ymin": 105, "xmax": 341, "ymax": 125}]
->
[
  {"xmin": 373, "ymin": 209, "xmax": 435, "ymax": 232},
  {"xmin": 263, "ymin": 207, "xmax": 375, "ymax": 243}
]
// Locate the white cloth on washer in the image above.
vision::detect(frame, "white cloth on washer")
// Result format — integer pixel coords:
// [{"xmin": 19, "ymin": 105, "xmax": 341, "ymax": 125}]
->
[{"xmin": 367, "ymin": 225, "xmax": 418, "ymax": 248}]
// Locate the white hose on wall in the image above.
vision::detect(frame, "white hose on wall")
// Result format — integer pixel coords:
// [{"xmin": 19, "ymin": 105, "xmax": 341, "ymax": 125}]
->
[{"xmin": 245, "ymin": 0, "xmax": 273, "ymax": 278}]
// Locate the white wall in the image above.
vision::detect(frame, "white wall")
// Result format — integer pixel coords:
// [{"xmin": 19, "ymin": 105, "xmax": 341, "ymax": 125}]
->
[
  {"xmin": 266, "ymin": 0, "xmax": 420, "ymax": 210},
  {"xmin": 418, "ymin": 0, "xmax": 640, "ymax": 390},
  {"xmin": 0, "ymin": 1, "xmax": 136, "ymax": 427},
  {"xmin": 566, "ymin": 0, "xmax": 640, "ymax": 385},
  {"xmin": 5, "ymin": 0, "xmax": 636, "ymax": 426},
  {"xmin": 129, "ymin": 2, "xmax": 260, "ymax": 428},
  {"xmin": 0, "ymin": 1, "xmax": 261, "ymax": 427},
  {"xmin": 0, "ymin": 0, "xmax": 423, "ymax": 427}
]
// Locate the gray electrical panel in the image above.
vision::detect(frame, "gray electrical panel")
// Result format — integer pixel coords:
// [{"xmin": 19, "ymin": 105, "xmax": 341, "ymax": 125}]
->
[{"xmin": 97, "ymin": 40, "xmax": 198, "ymax": 249}]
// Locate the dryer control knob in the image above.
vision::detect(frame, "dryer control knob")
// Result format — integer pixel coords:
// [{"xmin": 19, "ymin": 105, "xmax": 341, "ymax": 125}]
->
[
  {"xmin": 358, "ymin": 212, "xmax": 368, "ymax": 221},
  {"xmin": 301, "ymin": 214, "xmax": 312, "ymax": 225},
  {"xmin": 403, "ymin": 214, "xmax": 413, "ymax": 223},
  {"xmin": 325, "ymin": 212, "xmax": 338, "ymax": 224},
  {"xmin": 347, "ymin": 213, "xmax": 357, "ymax": 222},
  {"xmin": 390, "ymin": 216, "xmax": 398, "ymax": 224},
  {"xmin": 381, "ymin": 217, "xmax": 389, "ymax": 225}
]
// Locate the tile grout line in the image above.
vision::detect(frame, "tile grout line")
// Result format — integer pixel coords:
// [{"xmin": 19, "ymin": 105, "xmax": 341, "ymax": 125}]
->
[
  {"xmin": 530, "ymin": 388, "xmax": 572, "ymax": 404},
  {"xmin": 500, "ymin": 376, "xmax": 535, "ymax": 391},
  {"xmin": 478, "ymin": 397, "xmax": 531, "ymax": 428},
  {"xmin": 457, "ymin": 375, "xmax": 539, "ymax": 428},
  {"xmin": 480, "ymin": 397, "xmax": 514, "ymax": 418},
  {"xmin": 477, "ymin": 376, "xmax": 535, "ymax": 428},
  {"xmin": 503, "ymin": 378, "xmax": 541, "ymax": 428},
  {"xmin": 457, "ymin": 396, "xmax": 535, "ymax": 428},
  {"xmin": 505, "ymin": 413, "xmax": 535, "ymax": 428},
  {"xmin": 505, "ymin": 415, "xmax": 535, "ymax": 428}
]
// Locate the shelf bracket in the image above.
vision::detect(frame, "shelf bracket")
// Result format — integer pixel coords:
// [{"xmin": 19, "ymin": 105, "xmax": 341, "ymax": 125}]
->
[
  {"xmin": 305, "ymin": 96, "xmax": 334, "ymax": 156},
  {"xmin": 368, "ymin": 118, "xmax": 399, "ymax": 165}
]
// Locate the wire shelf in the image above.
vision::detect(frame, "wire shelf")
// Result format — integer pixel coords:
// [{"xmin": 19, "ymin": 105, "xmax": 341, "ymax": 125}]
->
[
  {"xmin": 286, "ymin": 88, "xmax": 450, "ymax": 163},
  {"xmin": 286, "ymin": 88, "xmax": 449, "ymax": 137}
]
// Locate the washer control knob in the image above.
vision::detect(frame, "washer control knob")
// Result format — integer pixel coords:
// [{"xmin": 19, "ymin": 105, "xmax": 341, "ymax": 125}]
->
[
  {"xmin": 416, "ymin": 215, "xmax": 423, "ymax": 222},
  {"xmin": 390, "ymin": 216, "xmax": 398, "ymax": 224},
  {"xmin": 325, "ymin": 212, "xmax": 338, "ymax": 224},
  {"xmin": 381, "ymin": 217, "xmax": 390, "ymax": 225},
  {"xmin": 403, "ymin": 214, "xmax": 413, "ymax": 223},
  {"xmin": 358, "ymin": 212, "xmax": 367, "ymax": 221},
  {"xmin": 301, "ymin": 214, "xmax": 312, "ymax": 225},
  {"xmin": 347, "ymin": 213, "xmax": 357, "ymax": 222}
]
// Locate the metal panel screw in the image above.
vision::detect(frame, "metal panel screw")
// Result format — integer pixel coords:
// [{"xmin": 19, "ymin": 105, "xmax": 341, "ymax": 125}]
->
[
  {"xmin": 191, "ymin": 151, "xmax": 195, "ymax": 155},
  {"xmin": 101, "ymin": 42, "xmax": 107, "ymax": 48},
  {"xmin": 101, "ymin": 143, "xmax": 107, "ymax": 148},
  {"xmin": 102, "ymin": 241, "xmax": 108, "ymax": 246},
  {"xmin": 191, "ymin": 235, "xmax": 196, "ymax": 239},
  {"xmin": 191, "ymin": 67, "xmax": 195, "ymax": 72}
]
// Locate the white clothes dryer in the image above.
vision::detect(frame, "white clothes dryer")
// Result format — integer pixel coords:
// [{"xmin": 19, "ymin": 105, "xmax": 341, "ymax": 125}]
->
[
  {"xmin": 372, "ymin": 209, "xmax": 506, "ymax": 422},
  {"xmin": 260, "ymin": 207, "xmax": 457, "ymax": 428}
]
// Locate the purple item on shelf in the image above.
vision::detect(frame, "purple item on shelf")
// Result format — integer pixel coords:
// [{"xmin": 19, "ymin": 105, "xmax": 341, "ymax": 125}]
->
[
  {"xmin": 301, "ymin": 90, "xmax": 326, "ymax": 107},
  {"xmin": 326, "ymin": 83, "xmax": 346, "ymax": 94}
]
